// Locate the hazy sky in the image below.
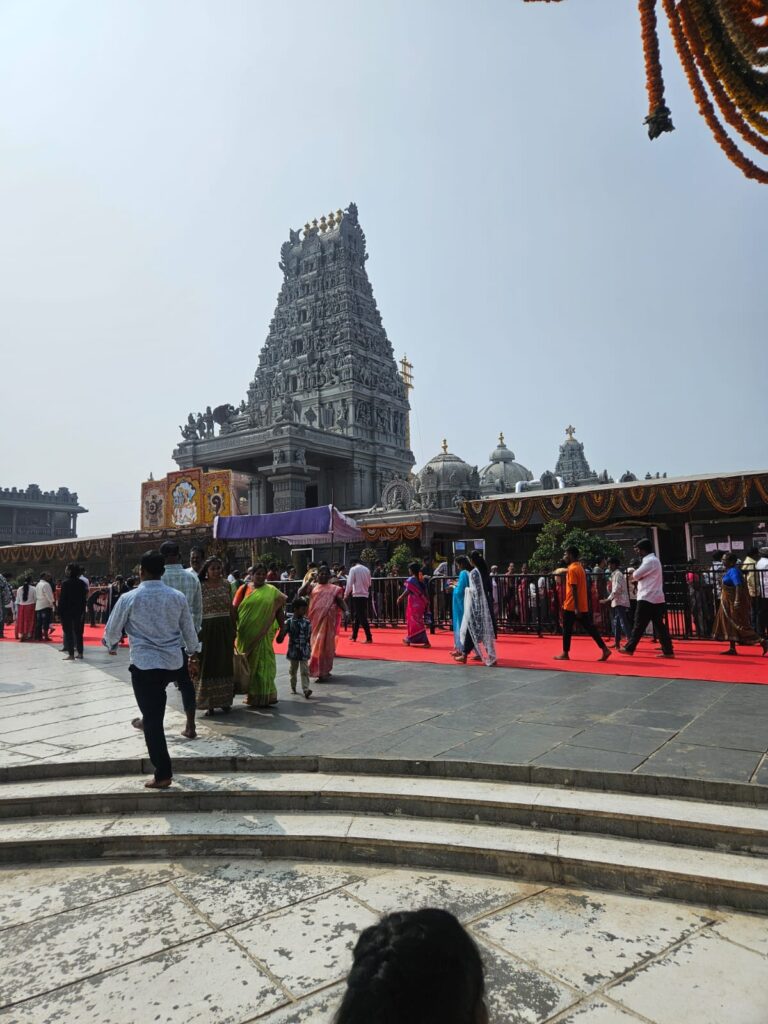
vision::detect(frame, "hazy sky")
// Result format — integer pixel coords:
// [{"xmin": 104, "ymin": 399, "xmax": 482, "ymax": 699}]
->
[{"xmin": 2, "ymin": 0, "xmax": 766, "ymax": 536}]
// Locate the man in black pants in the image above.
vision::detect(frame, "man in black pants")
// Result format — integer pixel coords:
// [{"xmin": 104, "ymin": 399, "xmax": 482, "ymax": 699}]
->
[
  {"xmin": 103, "ymin": 550, "xmax": 201, "ymax": 788},
  {"xmin": 345, "ymin": 557, "xmax": 373, "ymax": 643},
  {"xmin": 620, "ymin": 539, "xmax": 674, "ymax": 659},
  {"xmin": 555, "ymin": 546, "xmax": 611, "ymax": 662}
]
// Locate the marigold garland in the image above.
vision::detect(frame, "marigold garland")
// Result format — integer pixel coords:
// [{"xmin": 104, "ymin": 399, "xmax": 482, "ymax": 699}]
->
[
  {"xmin": 581, "ymin": 490, "xmax": 618, "ymax": 523},
  {"xmin": 639, "ymin": 0, "xmax": 676, "ymax": 137},
  {"xmin": 498, "ymin": 499, "xmax": 534, "ymax": 531},
  {"xmin": 526, "ymin": 0, "xmax": 768, "ymax": 183},
  {"xmin": 661, "ymin": 0, "xmax": 768, "ymax": 183},
  {"xmin": 678, "ymin": 0, "xmax": 768, "ymax": 154},
  {"xmin": 701, "ymin": 477, "xmax": 747, "ymax": 513}
]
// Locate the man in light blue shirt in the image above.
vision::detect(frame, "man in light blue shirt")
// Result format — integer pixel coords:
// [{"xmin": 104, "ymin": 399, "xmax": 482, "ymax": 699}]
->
[{"xmin": 104, "ymin": 550, "xmax": 201, "ymax": 788}]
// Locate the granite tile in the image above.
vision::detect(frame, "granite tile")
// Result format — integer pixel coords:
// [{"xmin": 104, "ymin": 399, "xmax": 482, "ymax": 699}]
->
[
  {"xmin": 471, "ymin": 887, "xmax": 712, "ymax": 993},
  {"xmin": 231, "ymin": 889, "xmax": 378, "ymax": 997},
  {"xmin": 0, "ymin": 885, "xmax": 210, "ymax": 1005},
  {"xmin": 475, "ymin": 935, "xmax": 579, "ymax": 1024},
  {"xmin": 609, "ymin": 930, "xmax": 768, "ymax": 1024},
  {"xmin": 0, "ymin": 861, "xmax": 178, "ymax": 929},
  {"xmin": 566, "ymin": 723, "xmax": 677, "ymax": 756},
  {"xmin": 639, "ymin": 742, "xmax": 762, "ymax": 782},
  {"xmin": 172, "ymin": 858, "xmax": 377, "ymax": 928},
  {"xmin": 531, "ymin": 745, "xmax": 646, "ymax": 773},
  {"xmin": 1, "ymin": 931, "xmax": 286, "ymax": 1023},
  {"xmin": 442, "ymin": 722, "xmax": 579, "ymax": 764},
  {"xmin": 711, "ymin": 911, "xmax": 768, "ymax": 956},
  {"xmin": 344, "ymin": 868, "xmax": 544, "ymax": 924}
]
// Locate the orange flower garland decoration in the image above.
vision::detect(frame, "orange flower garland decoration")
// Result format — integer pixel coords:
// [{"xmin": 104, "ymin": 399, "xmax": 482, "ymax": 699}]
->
[
  {"xmin": 526, "ymin": 0, "xmax": 768, "ymax": 182},
  {"xmin": 661, "ymin": 0, "xmax": 768, "ymax": 183},
  {"xmin": 639, "ymin": 0, "xmax": 676, "ymax": 137},
  {"xmin": 678, "ymin": 0, "xmax": 768, "ymax": 155}
]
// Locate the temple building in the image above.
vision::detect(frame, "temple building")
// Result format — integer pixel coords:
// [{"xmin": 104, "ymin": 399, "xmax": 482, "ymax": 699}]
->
[
  {"xmin": 173, "ymin": 203, "xmax": 413, "ymax": 513},
  {"xmin": 0, "ymin": 485, "xmax": 86, "ymax": 545}
]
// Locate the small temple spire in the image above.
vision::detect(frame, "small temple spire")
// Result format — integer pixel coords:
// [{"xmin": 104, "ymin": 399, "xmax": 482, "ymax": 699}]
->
[
  {"xmin": 441, "ymin": 438, "xmax": 448, "ymax": 454},
  {"xmin": 565, "ymin": 424, "xmax": 576, "ymax": 441}
]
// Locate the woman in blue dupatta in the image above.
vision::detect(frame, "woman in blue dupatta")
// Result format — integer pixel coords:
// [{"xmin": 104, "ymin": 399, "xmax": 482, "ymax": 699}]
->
[
  {"xmin": 448, "ymin": 556, "xmax": 471, "ymax": 655},
  {"xmin": 398, "ymin": 561, "xmax": 431, "ymax": 648}
]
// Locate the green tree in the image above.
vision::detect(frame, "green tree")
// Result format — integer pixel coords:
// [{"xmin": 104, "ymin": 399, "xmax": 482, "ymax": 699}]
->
[
  {"xmin": 387, "ymin": 543, "xmax": 414, "ymax": 574},
  {"xmin": 528, "ymin": 522, "xmax": 623, "ymax": 573}
]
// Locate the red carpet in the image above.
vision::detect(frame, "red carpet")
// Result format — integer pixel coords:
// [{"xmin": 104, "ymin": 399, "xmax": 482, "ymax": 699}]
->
[{"xmin": 5, "ymin": 623, "xmax": 765, "ymax": 686}]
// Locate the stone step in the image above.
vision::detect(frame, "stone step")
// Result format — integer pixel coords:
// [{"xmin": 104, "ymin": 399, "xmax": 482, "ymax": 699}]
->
[
  {"xmin": 2, "ymin": 769, "xmax": 768, "ymax": 855},
  {"xmin": 1, "ymin": 805, "xmax": 766, "ymax": 913},
  {"xmin": 4, "ymin": 754, "xmax": 768, "ymax": 807}
]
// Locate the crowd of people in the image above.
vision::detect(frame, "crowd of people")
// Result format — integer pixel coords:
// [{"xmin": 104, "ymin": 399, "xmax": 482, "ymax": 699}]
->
[{"xmin": 3, "ymin": 540, "xmax": 767, "ymax": 787}]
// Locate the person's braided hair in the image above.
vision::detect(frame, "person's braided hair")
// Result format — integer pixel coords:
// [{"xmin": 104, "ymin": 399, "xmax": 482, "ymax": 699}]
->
[{"xmin": 333, "ymin": 908, "xmax": 486, "ymax": 1024}]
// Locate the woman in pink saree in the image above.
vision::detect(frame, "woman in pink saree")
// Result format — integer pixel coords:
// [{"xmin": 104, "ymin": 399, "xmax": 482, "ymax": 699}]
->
[
  {"xmin": 398, "ymin": 561, "xmax": 431, "ymax": 647},
  {"xmin": 302, "ymin": 566, "xmax": 347, "ymax": 681}
]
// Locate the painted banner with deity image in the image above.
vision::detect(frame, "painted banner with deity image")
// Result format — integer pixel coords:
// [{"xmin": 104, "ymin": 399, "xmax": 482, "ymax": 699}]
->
[
  {"xmin": 203, "ymin": 471, "xmax": 231, "ymax": 522},
  {"xmin": 141, "ymin": 480, "xmax": 167, "ymax": 531},
  {"xmin": 166, "ymin": 469, "xmax": 203, "ymax": 528}
]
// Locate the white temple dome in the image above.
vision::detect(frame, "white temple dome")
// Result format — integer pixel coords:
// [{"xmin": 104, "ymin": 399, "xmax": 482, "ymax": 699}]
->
[
  {"xmin": 479, "ymin": 433, "xmax": 533, "ymax": 495},
  {"xmin": 417, "ymin": 440, "xmax": 479, "ymax": 508}
]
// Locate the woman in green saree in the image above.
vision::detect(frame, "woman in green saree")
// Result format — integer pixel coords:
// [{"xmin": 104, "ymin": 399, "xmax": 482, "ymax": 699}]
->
[{"xmin": 234, "ymin": 563, "xmax": 287, "ymax": 707}]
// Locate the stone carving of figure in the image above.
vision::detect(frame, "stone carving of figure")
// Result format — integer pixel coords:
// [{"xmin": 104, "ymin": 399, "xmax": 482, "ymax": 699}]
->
[
  {"xmin": 376, "ymin": 408, "xmax": 386, "ymax": 431},
  {"xmin": 273, "ymin": 449, "xmax": 286, "ymax": 465},
  {"xmin": 204, "ymin": 406, "xmax": 215, "ymax": 437},
  {"xmin": 239, "ymin": 399, "xmax": 247, "ymax": 413},
  {"xmin": 186, "ymin": 413, "xmax": 199, "ymax": 439},
  {"xmin": 196, "ymin": 412, "xmax": 206, "ymax": 437},
  {"xmin": 339, "ymin": 398, "xmax": 349, "ymax": 426},
  {"xmin": 304, "ymin": 406, "xmax": 317, "ymax": 425},
  {"xmin": 294, "ymin": 447, "xmax": 306, "ymax": 465}
]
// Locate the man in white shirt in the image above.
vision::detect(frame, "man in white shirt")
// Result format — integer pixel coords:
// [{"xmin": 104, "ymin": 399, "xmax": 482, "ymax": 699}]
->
[
  {"xmin": 756, "ymin": 546, "xmax": 768, "ymax": 641},
  {"xmin": 620, "ymin": 539, "xmax": 674, "ymax": 658},
  {"xmin": 345, "ymin": 557, "xmax": 373, "ymax": 643},
  {"xmin": 34, "ymin": 572, "xmax": 56, "ymax": 641}
]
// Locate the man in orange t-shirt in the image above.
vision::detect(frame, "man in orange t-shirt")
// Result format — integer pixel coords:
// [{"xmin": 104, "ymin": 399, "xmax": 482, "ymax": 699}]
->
[{"xmin": 555, "ymin": 546, "xmax": 611, "ymax": 662}]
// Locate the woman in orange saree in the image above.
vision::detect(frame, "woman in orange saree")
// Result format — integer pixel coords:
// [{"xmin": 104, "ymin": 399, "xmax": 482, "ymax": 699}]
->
[{"xmin": 302, "ymin": 566, "xmax": 347, "ymax": 681}]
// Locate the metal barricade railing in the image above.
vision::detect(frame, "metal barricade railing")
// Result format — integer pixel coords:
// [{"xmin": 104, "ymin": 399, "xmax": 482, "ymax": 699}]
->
[{"xmin": 270, "ymin": 567, "xmax": 768, "ymax": 643}]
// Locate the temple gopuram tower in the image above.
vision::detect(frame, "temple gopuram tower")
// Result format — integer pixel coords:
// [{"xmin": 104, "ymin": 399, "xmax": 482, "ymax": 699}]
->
[{"xmin": 173, "ymin": 204, "xmax": 414, "ymax": 512}]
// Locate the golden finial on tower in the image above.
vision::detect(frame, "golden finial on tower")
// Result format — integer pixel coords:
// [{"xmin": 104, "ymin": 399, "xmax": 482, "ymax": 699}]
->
[
  {"xmin": 336, "ymin": 208, "xmax": 343, "ymax": 223},
  {"xmin": 304, "ymin": 222, "xmax": 311, "ymax": 235},
  {"xmin": 399, "ymin": 354, "xmax": 414, "ymax": 390},
  {"xmin": 441, "ymin": 439, "xmax": 448, "ymax": 454},
  {"xmin": 312, "ymin": 218, "xmax": 318, "ymax": 231},
  {"xmin": 319, "ymin": 215, "xmax": 327, "ymax": 233},
  {"xmin": 398, "ymin": 355, "xmax": 415, "ymax": 449},
  {"xmin": 327, "ymin": 210, "xmax": 336, "ymax": 229},
  {"xmin": 498, "ymin": 432, "xmax": 505, "ymax": 446},
  {"xmin": 565, "ymin": 424, "xmax": 576, "ymax": 440}
]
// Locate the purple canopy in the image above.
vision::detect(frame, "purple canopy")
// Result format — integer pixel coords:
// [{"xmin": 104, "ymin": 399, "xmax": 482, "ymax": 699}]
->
[{"xmin": 213, "ymin": 504, "xmax": 361, "ymax": 544}]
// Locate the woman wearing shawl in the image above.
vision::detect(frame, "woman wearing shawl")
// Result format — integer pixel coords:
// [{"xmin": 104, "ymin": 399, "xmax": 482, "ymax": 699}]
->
[
  {"xmin": 712, "ymin": 553, "xmax": 768, "ymax": 656},
  {"xmin": 197, "ymin": 556, "xmax": 237, "ymax": 715},
  {"xmin": 234, "ymin": 563, "xmax": 287, "ymax": 706},
  {"xmin": 301, "ymin": 565, "xmax": 347, "ymax": 681},
  {"xmin": 452, "ymin": 557, "xmax": 497, "ymax": 666},
  {"xmin": 448, "ymin": 556, "xmax": 471, "ymax": 654},
  {"xmin": 398, "ymin": 561, "xmax": 431, "ymax": 647}
]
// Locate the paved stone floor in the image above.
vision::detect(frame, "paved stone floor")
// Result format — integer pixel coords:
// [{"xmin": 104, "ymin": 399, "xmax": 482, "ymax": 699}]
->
[
  {"xmin": 1, "ymin": 643, "xmax": 767, "ymax": 783},
  {"xmin": 0, "ymin": 857, "xmax": 766, "ymax": 1023}
]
